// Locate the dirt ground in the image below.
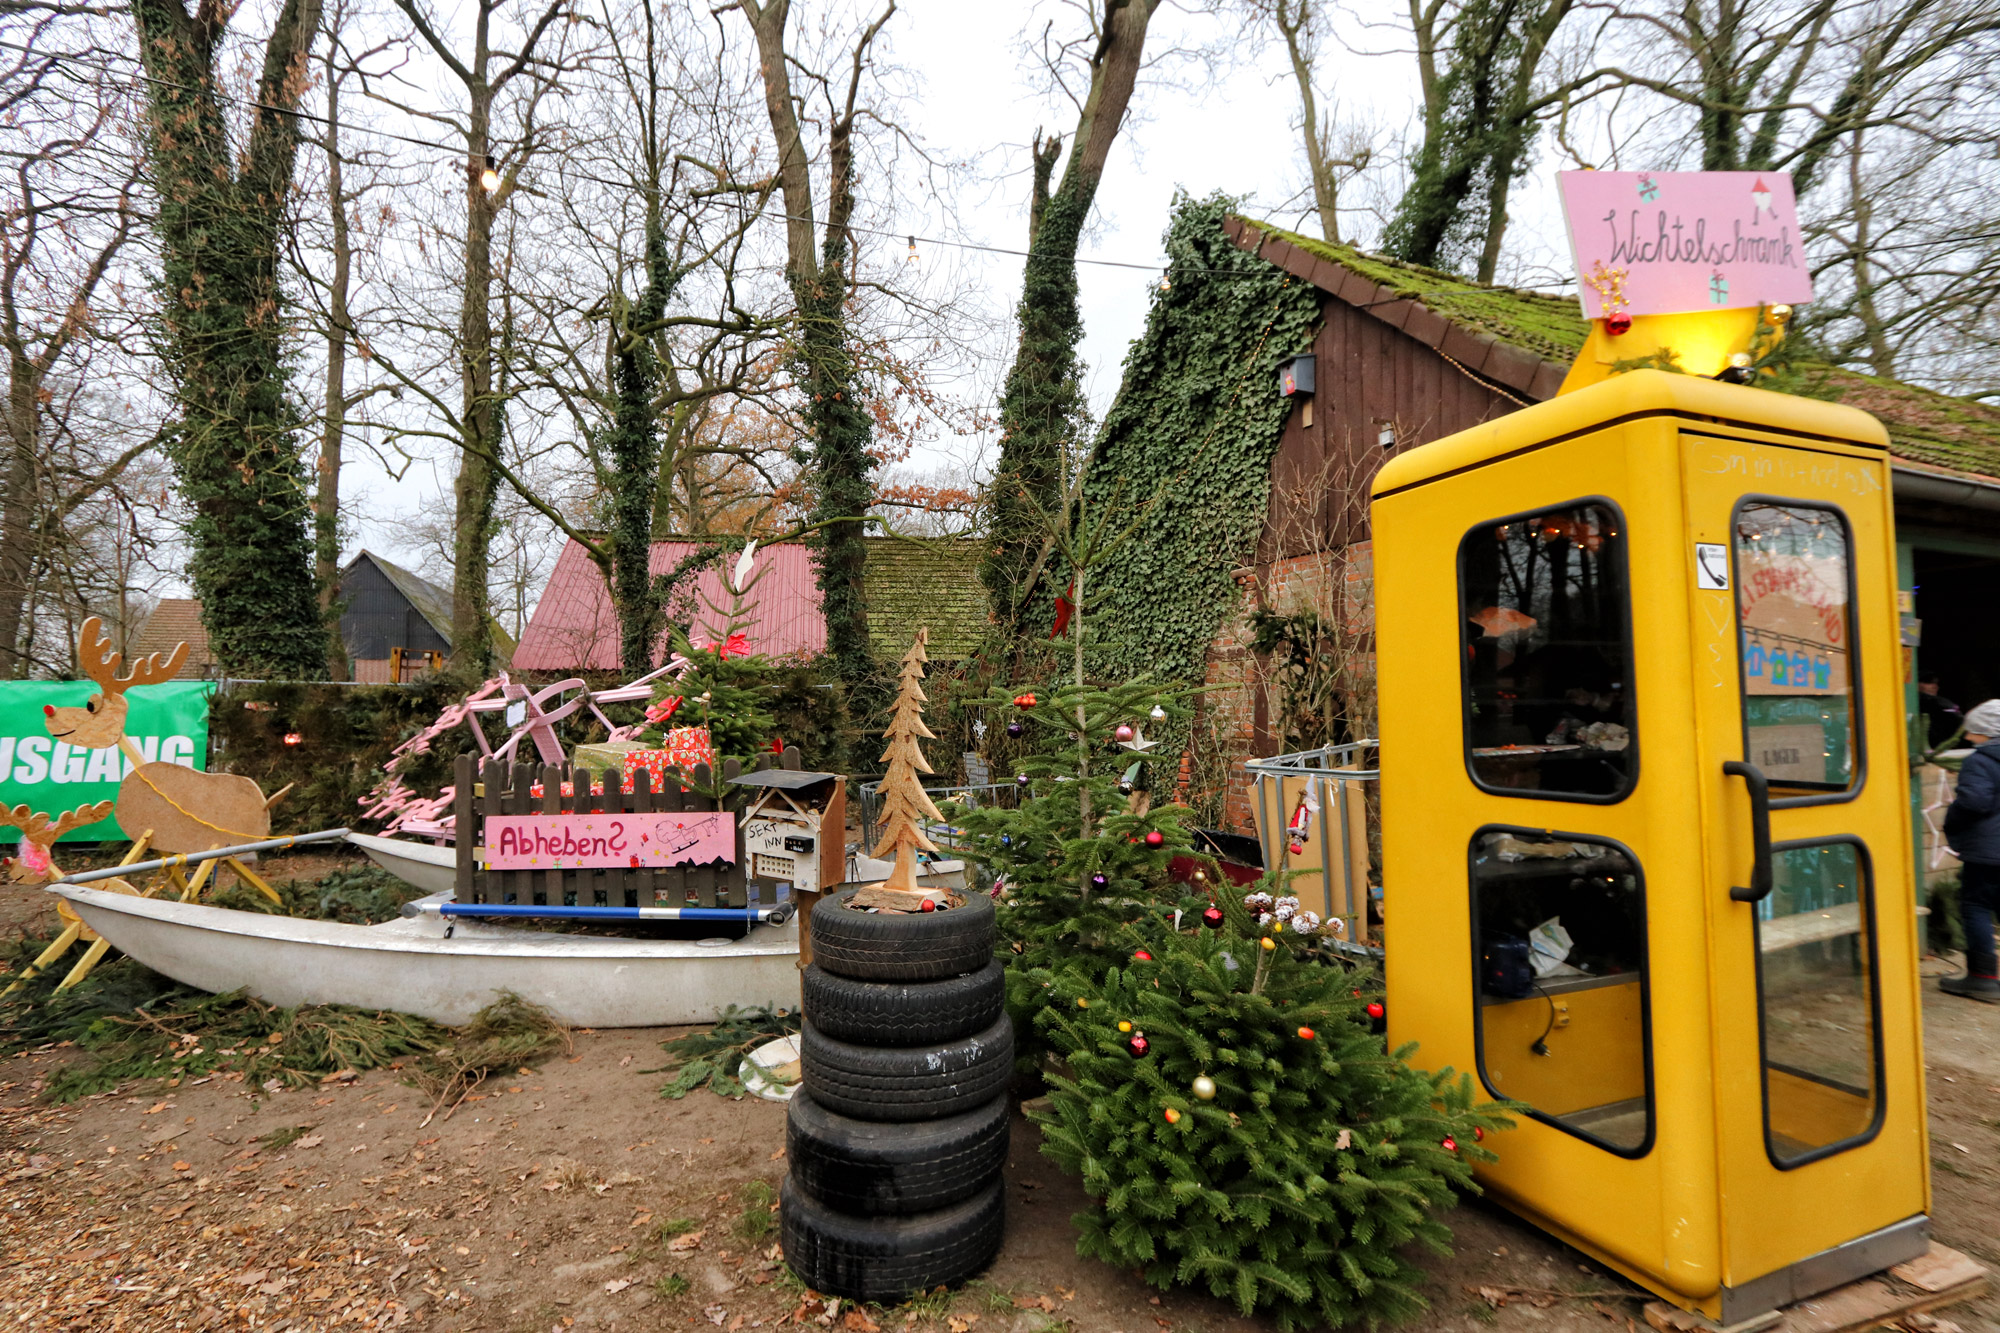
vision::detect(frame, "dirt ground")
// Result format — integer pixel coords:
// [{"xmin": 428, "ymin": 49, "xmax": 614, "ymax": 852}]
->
[{"xmin": 4, "ymin": 855, "xmax": 1998, "ymax": 1333}]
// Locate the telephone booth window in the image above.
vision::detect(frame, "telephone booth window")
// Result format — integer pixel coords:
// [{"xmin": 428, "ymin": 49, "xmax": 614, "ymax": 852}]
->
[
  {"xmin": 1459, "ymin": 502, "xmax": 1634, "ymax": 800},
  {"xmin": 1733, "ymin": 501, "xmax": 1860, "ymax": 795},
  {"xmin": 1757, "ymin": 840, "xmax": 1882, "ymax": 1167},
  {"xmin": 1471, "ymin": 828, "xmax": 1652, "ymax": 1156}
]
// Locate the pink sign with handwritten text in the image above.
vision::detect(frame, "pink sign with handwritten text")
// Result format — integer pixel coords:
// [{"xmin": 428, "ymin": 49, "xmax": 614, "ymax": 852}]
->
[
  {"xmin": 1559, "ymin": 170, "xmax": 1814, "ymax": 318},
  {"xmin": 481, "ymin": 811, "xmax": 736, "ymax": 870}
]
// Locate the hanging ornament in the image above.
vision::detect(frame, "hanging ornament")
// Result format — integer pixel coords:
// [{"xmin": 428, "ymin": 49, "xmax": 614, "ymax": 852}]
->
[
  {"xmin": 1076, "ymin": 997, "xmax": 1090, "ymax": 1009},
  {"xmin": 1150, "ymin": 704, "xmax": 1167, "ymax": 722},
  {"xmin": 1144, "ymin": 830, "xmax": 1164, "ymax": 848},
  {"xmin": 1118, "ymin": 780, "xmax": 1133, "ymax": 796},
  {"xmin": 1128, "ymin": 1034, "xmax": 1151, "ymax": 1057},
  {"xmin": 1441, "ymin": 1137, "xmax": 1458, "ymax": 1152},
  {"xmin": 1162, "ymin": 1106, "xmax": 1180, "ymax": 1124},
  {"xmin": 1014, "ymin": 693, "xmax": 1037, "ymax": 707},
  {"xmin": 1191, "ymin": 1075, "xmax": 1217, "ymax": 1101},
  {"xmin": 999, "ymin": 834, "xmax": 1012, "ymax": 847},
  {"xmin": 1296, "ymin": 1026, "xmax": 1316, "ymax": 1040},
  {"xmin": 1132, "ymin": 949, "xmax": 1153, "ymax": 962},
  {"xmin": 1006, "ymin": 720, "xmax": 1023, "ymax": 738},
  {"xmin": 1365, "ymin": 1001, "xmax": 1385, "ymax": 1019},
  {"xmin": 1114, "ymin": 724, "xmax": 1134, "ymax": 742},
  {"xmin": 1191, "ymin": 869, "xmax": 1206, "ymax": 883},
  {"xmin": 1090, "ymin": 872, "xmax": 1108, "ymax": 888},
  {"xmin": 1606, "ymin": 310, "xmax": 1633, "ymax": 336},
  {"xmin": 1201, "ymin": 905, "xmax": 1224, "ymax": 930},
  {"xmin": 1472, "ymin": 1127, "xmax": 1484, "ymax": 1142},
  {"xmin": 1119, "ymin": 725, "xmax": 1158, "ymax": 753},
  {"xmin": 1016, "ymin": 773, "xmax": 1031, "ymax": 788},
  {"xmin": 1117, "ymin": 1020, "xmax": 1133, "ymax": 1032},
  {"xmin": 1260, "ymin": 937, "xmax": 1276, "ymax": 952}
]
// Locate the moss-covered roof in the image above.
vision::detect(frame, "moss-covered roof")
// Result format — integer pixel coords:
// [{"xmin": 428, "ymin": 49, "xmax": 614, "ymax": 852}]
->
[
  {"xmin": 1253, "ymin": 221, "xmax": 1590, "ymax": 364},
  {"xmin": 1233, "ymin": 215, "xmax": 2000, "ymax": 485},
  {"xmin": 863, "ymin": 536, "xmax": 987, "ymax": 660}
]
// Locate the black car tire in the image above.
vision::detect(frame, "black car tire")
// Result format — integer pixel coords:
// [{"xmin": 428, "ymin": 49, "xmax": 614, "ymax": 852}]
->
[
  {"xmin": 809, "ymin": 890, "xmax": 995, "ymax": 982},
  {"xmin": 780, "ymin": 1174, "xmax": 1004, "ymax": 1304},
  {"xmin": 801, "ymin": 959, "xmax": 1006, "ymax": 1047},
  {"xmin": 787, "ymin": 1089, "xmax": 1009, "ymax": 1216},
  {"xmin": 800, "ymin": 1014, "xmax": 1013, "ymax": 1122}
]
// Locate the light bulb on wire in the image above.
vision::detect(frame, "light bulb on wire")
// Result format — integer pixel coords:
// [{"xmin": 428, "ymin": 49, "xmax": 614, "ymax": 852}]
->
[
  {"xmin": 907, "ymin": 235, "xmax": 918, "ymax": 264},
  {"xmin": 479, "ymin": 154, "xmax": 501, "ymax": 194}
]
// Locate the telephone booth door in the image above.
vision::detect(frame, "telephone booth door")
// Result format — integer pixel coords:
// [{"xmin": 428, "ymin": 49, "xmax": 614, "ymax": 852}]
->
[
  {"xmin": 1374, "ymin": 371, "xmax": 1928, "ymax": 1323},
  {"xmin": 1681, "ymin": 428, "xmax": 1929, "ymax": 1312}
]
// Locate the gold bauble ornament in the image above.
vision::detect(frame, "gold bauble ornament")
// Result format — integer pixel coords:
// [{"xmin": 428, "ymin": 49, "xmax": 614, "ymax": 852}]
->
[{"xmin": 1192, "ymin": 1074, "xmax": 1217, "ymax": 1101}]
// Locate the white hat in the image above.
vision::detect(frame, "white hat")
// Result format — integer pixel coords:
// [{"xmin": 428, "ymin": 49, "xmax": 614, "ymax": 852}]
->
[{"xmin": 1966, "ymin": 699, "xmax": 2000, "ymax": 739}]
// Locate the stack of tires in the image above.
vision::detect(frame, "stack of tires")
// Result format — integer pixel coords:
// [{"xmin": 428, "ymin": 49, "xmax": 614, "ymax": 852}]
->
[{"xmin": 782, "ymin": 888, "xmax": 1013, "ymax": 1303}]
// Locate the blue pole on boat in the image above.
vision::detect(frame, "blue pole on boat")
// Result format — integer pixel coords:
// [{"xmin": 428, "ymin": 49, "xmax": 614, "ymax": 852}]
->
[{"xmin": 406, "ymin": 901, "xmax": 793, "ymax": 926}]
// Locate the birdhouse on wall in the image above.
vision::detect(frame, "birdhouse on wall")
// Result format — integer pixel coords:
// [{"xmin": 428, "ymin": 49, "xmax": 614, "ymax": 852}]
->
[
  {"xmin": 736, "ymin": 769, "xmax": 847, "ymax": 895},
  {"xmin": 1278, "ymin": 354, "xmax": 1315, "ymax": 397}
]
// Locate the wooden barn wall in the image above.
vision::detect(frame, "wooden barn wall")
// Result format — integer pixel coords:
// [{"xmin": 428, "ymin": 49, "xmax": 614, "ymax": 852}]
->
[
  {"xmin": 339, "ymin": 560, "xmax": 451, "ymax": 662},
  {"xmin": 1197, "ymin": 291, "xmax": 1528, "ymax": 833},
  {"xmin": 1259, "ymin": 293, "xmax": 1520, "ymax": 561}
]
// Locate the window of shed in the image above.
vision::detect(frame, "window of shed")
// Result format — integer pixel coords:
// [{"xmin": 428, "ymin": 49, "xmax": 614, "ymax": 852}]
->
[{"xmin": 1460, "ymin": 502, "xmax": 1635, "ymax": 800}]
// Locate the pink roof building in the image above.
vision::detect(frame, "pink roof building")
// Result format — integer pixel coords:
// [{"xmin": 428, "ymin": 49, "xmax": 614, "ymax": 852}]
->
[{"xmin": 512, "ymin": 539, "xmax": 828, "ymax": 671}]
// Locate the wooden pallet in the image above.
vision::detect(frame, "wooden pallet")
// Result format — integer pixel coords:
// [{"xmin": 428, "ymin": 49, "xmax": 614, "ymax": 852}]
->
[{"xmin": 1644, "ymin": 1244, "xmax": 1987, "ymax": 1333}]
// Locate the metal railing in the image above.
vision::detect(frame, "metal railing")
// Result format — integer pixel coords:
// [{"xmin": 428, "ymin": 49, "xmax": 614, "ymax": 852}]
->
[{"xmin": 1243, "ymin": 740, "xmax": 1380, "ymax": 948}]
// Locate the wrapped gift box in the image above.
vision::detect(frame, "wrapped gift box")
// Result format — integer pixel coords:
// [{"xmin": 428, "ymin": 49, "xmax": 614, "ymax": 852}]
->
[{"xmin": 623, "ymin": 726, "xmax": 717, "ymax": 788}]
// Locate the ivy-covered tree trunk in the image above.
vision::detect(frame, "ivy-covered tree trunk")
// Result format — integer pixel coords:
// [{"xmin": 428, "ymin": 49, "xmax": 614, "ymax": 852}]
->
[
  {"xmin": 737, "ymin": 0, "xmax": 889, "ymax": 695},
  {"xmin": 983, "ymin": 0, "xmax": 1157, "ymax": 646},
  {"xmin": 792, "ymin": 238, "xmax": 877, "ymax": 688},
  {"xmin": 452, "ymin": 93, "xmax": 502, "ymax": 675},
  {"xmin": 133, "ymin": 0, "xmax": 328, "ymax": 678},
  {"xmin": 606, "ymin": 202, "xmax": 681, "ymax": 677},
  {"xmin": 1380, "ymin": 0, "xmax": 1571, "ymax": 281}
]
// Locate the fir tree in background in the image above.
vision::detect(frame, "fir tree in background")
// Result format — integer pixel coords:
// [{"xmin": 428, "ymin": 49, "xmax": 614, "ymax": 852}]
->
[
  {"xmin": 949, "ymin": 677, "xmax": 1198, "ymax": 1023},
  {"xmin": 643, "ymin": 546, "xmax": 778, "ymax": 783},
  {"xmin": 1031, "ymin": 893, "xmax": 1512, "ymax": 1330}
]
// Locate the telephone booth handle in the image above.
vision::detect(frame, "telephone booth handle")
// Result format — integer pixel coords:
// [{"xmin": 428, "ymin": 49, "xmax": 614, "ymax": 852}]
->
[{"xmin": 1722, "ymin": 760, "xmax": 1773, "ymax": 904}]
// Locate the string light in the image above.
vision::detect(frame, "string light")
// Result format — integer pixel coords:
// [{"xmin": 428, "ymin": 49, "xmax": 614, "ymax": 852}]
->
[
  {"xmin": 479, "ymin": 155, "xmax": 502, "ymax": 194},
  {"xmin": 906, "ymin": 235, "xmax": 917, "ymax": 264}
]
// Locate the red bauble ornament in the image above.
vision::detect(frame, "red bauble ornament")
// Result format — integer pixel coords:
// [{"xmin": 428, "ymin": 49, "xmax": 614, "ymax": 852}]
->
[
  {"xmin": 1365, "ymin": 1001, "xmax": 1385, "ymax": 1019},
  {"xmin": 1201, "ymin": 906, "xmax": 1224, "ymax": 930},
  {"xmin": 1128, "ymin": 1035, "xmax": 1150, "ymax": 1057},
  {"xmin": 1472, "ymin": 1127, "xmax": 1484, "ymax": 1142},
  {"xmin": 1014, "ymin": 693, "xmax": 1037, "ymax": 707},
  {"xmin": 1132, "ymin": 949, "xmax": 1153, "ymax": 961},
  {"xmin": 1606, "ymin": 310, "xmax": 1633, "ymax": 336},
  {"xmin": 1115, "ymin": 724, "xmax": 1134, "ymax": 742},
  {"xmin": 1296, "ymin": 1026, "xmax": 1316, "ymax": 1040},
  {"xmin": 1144, "ymin": 830, "xmax": 1164, "ymax": 848},
  {"xmin": 1442, "ymin": 1136, "xmax": 1458, "ymax": 1152},
  {"xmin": 1162, "ymin": 1106, "xmax": 1180, "ymax": 1124},
  {"xmin": 919, "ymin": 898, "xmax": 936, "ymax": 913}
]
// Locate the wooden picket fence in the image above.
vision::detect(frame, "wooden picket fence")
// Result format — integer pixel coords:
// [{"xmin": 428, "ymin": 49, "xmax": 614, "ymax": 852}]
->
[{"xmin": 450, "ymin": 748, "xmax": 818, "ymax": 910}]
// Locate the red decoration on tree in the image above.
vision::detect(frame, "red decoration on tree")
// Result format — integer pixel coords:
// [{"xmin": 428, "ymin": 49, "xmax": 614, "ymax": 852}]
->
[
  {"xmin": 1133, "ymin": 949, "xmax": 1153, "ymax": 961},
  {"xmin": 1144, "ymin": 830, "xmax": 1164, "ymax": 848},
  {"xmin": 1051, "ymin": 583, "xmax": 1075, "ymax": 639},
  {"xmin": 1365, "ymin": 1001, "xmax": 1385, "ymax": 1019},
  {"xmin": 1441, "ymin": 1137, "xmax": 1458, "ymax": 1152},
  {"xmin": 1201, "ymin": 906, "xmax": 1224, "ymax": 929},
  {"xmin": 1129, "ymin": 1034, "xmax": 1151, "ymax": 1057},
  {"xmin": 1472, "ymin": 1127, "xmax": 1484, "ymax": 1142},
  {"xmin": 1013, "ymin": 692, "xmax": 1037, "ymax": 707},
  {"xmin": 1296, "ymin": 1026, "xmax": 1316, "ymax": 1040},
  {"xmin": 1606, "ymin": 310, "xmax": 1633, "ymax": 336}
]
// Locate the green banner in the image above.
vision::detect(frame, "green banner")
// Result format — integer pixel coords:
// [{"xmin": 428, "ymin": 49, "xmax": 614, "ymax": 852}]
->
[{"xmin": 0, "ymin": 680, "xmax": 214, "ymax": 842}]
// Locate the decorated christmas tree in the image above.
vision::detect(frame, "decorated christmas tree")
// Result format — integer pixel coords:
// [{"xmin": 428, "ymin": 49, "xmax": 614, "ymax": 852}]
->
[
  {"xmin": 870, "ymin": 628, "xmax": 944, "ymax": 896},
  {"xmin": 1030, "ymin": 891, "xmax": 1513, "ymax": 1330}
]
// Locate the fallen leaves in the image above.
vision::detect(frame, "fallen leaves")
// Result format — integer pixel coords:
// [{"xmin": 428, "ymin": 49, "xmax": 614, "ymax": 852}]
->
[
  {"xmin": 669, "ymin": 1229, "xmax": 706, "ymax": 1252},
  {"xmin": 843, "ymin": 1310, "xmax": 881, "ymax": 1332},
  {"xmin": 1012, "ymin": 1295, "xmax": 1059, "ymax": 1313},
  {"xmin": 605, "ymin": 1277, "xmax": 635, "ymax": 1294},
  {"xmin": 947, "ymin": 1315, "xmax": 979, "ymax": 1333}
]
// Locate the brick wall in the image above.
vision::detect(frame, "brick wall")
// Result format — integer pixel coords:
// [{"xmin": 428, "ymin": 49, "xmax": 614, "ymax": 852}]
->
[{"xmin": 1196, "ymin": 543, "xmax": 1377, "ymax": 835}]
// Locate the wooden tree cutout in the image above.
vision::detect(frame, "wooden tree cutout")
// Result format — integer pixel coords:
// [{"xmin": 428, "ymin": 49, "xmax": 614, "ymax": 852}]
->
[{"xmin": 870, "ymin": 628, "xmax": 944, "ymax": 897}]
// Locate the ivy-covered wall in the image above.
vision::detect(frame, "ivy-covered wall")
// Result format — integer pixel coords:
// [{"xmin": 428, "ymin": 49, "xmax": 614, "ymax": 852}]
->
[{"xmin": 1080, "ymin": 194, "xmax": 1321, "ymax": 693}]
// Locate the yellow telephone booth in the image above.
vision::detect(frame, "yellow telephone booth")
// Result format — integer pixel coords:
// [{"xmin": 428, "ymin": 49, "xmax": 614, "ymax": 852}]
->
[{"xmin": 1373, "ymin": 369, "xmax": 1928, "ymax": 1322}]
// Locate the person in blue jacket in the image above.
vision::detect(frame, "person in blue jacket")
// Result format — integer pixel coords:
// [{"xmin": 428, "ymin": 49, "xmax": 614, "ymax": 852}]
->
[{"xmin": 1942, "ymin": 699, "xmax": 2000, "ymax": 1002}]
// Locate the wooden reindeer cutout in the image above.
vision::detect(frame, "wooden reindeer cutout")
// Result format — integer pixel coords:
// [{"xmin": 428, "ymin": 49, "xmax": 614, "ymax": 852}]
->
[
  {"xmin": 46, "ymin": 616, "xmax": 275, "ymax": 857},
  {"xmin": 0, "ymin": 800, "xmax": 149, "ymax": 995}
]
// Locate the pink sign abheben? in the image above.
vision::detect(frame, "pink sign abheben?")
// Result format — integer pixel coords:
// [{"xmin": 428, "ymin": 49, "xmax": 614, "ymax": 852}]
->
[
  {"xmin": 1558, "ymin": 170, "xmax": 1815, "ymax": 318},
  {"xmin": 482, "ymin": 811, "xmax": 736, "ymax": 870}
]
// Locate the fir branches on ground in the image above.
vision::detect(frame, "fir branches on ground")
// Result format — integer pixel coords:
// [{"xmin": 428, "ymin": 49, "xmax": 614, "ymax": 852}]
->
[
  {"xmin": 1028, "ymin": 893, "xmax": 1514, "ymax": 1330},
  {"xmin": 411, "ymin": 991, "xmax": 569, "ymax": 1125},
  {"xmin": 652, "ymin": 1005, "xmax": 799, "ymax": 1100}
]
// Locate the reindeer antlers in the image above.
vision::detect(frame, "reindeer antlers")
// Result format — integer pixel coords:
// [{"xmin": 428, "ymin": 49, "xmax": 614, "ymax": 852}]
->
[
  {"xmin": 6, "ymin": 800, "xmax": 115, "ymax": 841},
  {"xmin": 76, "ymin": 616, "xmax": 188, "ymax": 694}
]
